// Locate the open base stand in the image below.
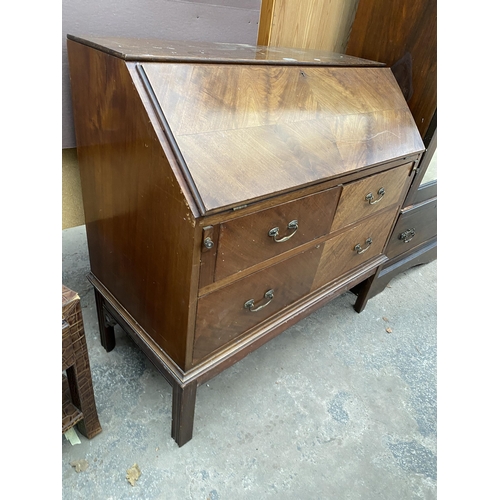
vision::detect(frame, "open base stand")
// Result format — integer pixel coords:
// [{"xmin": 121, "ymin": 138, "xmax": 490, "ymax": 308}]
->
[
  {"xmin": 92, "ymin": 279, "xmax": 197, "ymax": 447},
  {"xmin": 89, "ymin": 256, "xmax": 385, "ymax": 447}
]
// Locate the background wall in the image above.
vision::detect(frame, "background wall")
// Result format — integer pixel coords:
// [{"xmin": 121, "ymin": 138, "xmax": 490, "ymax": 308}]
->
[{"xmin": 62, "ymin": 0, "xmax": 262, "ymax": 149}]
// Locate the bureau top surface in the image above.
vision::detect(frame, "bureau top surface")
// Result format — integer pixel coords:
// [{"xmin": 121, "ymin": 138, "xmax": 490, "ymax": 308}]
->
[
  {"xmin": 68, "ymin": 36, "xmax": 425, "ymax": 215},
  {"xmin": 67, "ymin": 35, "xmax": 384, "ymax": 67}
]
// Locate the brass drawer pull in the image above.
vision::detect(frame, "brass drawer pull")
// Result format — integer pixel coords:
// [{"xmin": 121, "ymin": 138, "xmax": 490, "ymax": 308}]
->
[
  {"xmin": 354, "ymin": 238, "xmax": 373, "ymax": 254},
  {"xmin": 399, "ymin": 228, "xmax": 416, "ymax": 243},
  {"xmin": 244, "ymin": 289, "xmax": 274, "ymax": 312},
  {"xmin": 268, "ymin": 220, "xmax": 299, "ymax": 243},
  {"xmin": 365, "ymin": 188, "xmax": 385, "ymax": 205}
]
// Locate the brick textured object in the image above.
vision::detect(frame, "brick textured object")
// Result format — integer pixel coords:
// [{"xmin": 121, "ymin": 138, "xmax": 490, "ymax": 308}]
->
[
  {"xmin": 62, "ymin": 371, "xmax": 83, "ymax": 433},
  {"xmin": 62, "ymin": 285, "xmax": 102, "ymax": 439}
]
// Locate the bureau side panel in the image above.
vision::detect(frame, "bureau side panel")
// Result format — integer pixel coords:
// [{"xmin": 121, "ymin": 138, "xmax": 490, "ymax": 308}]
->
[{"xmin": 67, "ymin": 40, "xmax": 198, "ymax": 370}]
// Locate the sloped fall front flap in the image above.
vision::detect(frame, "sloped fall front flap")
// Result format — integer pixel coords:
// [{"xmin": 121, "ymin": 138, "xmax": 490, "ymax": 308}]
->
[{"xmin": 139, "ymin": 62, "xmax": 423, "ymax": 214}]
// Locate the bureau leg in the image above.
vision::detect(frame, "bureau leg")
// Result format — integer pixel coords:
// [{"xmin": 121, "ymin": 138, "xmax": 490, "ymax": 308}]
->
[
  {"xmin": 94, "ymin": 288, "xmax": 116, "ymax": 352},
  {"xmin": 353, "ymin": 273, "xmax": 379, "ymax": 313},
  {"xmin": 171, "ymin": 381, "xmax": 197, "ymax": 447}
]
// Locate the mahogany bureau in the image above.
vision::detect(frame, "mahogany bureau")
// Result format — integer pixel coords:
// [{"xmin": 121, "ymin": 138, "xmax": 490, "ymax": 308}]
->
[{"xmin": 67, "ymin": 35, "xmax": 425, "ymax": 446}]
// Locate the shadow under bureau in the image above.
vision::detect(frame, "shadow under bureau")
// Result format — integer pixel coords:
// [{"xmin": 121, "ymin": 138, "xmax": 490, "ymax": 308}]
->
[{"xmin": 67, "ymin": 35, "xmax": 425, "ymax": 446}]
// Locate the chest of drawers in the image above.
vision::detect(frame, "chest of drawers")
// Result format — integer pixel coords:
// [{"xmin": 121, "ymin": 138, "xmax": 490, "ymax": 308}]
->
[{"xmin": 67, "ymin": 35, "xmax": 424, "ymax": 446}]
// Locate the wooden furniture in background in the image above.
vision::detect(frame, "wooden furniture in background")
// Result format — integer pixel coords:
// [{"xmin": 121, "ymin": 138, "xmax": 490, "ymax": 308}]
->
[
  {"xmin": 258, "ymin": 0, "xmax": 359, "ymax": 53},
  {"xmin": 62, "ymin": 285, "xmax": 102, "ymax": 439},
  {"xmin": 67, "ymin": 35, "xmax": 424, "ymax": 446},
  {"xmin": 345, "ymin": 0, "xmax": 437, "ymax": 310},
  {"xmin": 345, "ymin": 0, "xmax": 437, "ymax": 139}
]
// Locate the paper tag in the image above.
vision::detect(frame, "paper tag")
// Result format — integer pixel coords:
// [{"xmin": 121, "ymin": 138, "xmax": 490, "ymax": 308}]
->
[{"xmin": 64, "ymin": 427, "xmax": 81, "ymax": 445}]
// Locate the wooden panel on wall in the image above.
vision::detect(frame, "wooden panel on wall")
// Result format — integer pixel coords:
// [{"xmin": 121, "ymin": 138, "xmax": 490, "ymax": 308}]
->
[
  {"xmin": 258, "ymin": 0, "xmax": 360, "ymax": 53},
  {"xmin": 62, "ymin": 149, "xmax": 85, "ymax": 229}
]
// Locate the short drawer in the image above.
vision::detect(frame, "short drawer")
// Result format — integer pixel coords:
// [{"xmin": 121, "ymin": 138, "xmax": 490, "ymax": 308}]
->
[
  {"xmin": 331, "ymin": 162, "xmax": 413, "ymax": 231},
  {"xmin": 312, "ymin": 208, "xmax": 398, "ymax": 290},
  {"xmin": 214, "ymin": 186, "xmax": 341, "ymax": 281},
  {"xmin": 194, "ymin": 243, "xmax": 324, "ymax": 362},
  {"xmin": 386, "ymin": 198, "xmax": 437, "ymax": 259}
]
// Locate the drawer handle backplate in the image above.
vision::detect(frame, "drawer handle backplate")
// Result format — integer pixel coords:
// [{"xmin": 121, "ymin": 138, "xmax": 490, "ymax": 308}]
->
[
  {"xmin": 354, "ymin": 238, "xmax": 373, "ymax": 254},
  {"xmin": 244, "ymin": 289, "xmax": 274, "ymax": 312},
  {"xmin": 399, "ymin": 228, "xmax": 416, "ymax": 243},
  {"xmin": 268, "ymin": 220, "xmax": 299, "ymax": 243},
  {"xmin": 365, "ymin": 188, "xmax": 385, "ymax": 205}
]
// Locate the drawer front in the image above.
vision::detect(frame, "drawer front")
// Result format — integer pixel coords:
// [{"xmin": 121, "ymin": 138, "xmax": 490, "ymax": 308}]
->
[
  {"xmin": 214, "ymin": 187, "xmax": 341, "ymax": 281},
  {"xmin": 386, "ymin": 198, "xmax": 437, "ymax": 259},
  {"xmin": 331, "ymin": 162, "xmax": 413, "ymax": 231},
  {"xmin": 312, "ymin": 208, "xmax": 398, "ymax": 290},
  {"xmin": 194, "ymin": 244, "xmax": 324, "ymax": 362}
]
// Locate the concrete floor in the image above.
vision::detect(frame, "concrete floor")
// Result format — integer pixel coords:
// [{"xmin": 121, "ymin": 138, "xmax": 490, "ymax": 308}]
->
[{"xmin": 62, "ymin": 225, "xmax": 437, "ymax": 499}]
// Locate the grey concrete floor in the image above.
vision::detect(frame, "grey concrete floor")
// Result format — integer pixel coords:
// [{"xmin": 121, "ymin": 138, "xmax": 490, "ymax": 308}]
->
[{"xmin": 62, "ymin": 225, "xmax": 437, "ymax": 499}]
